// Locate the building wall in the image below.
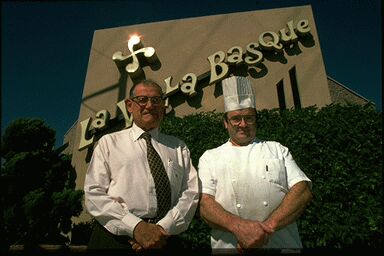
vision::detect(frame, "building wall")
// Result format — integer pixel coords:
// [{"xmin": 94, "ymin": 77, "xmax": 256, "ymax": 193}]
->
[
  {"xmin": 327, "ymin": 76, "xmax": 372, "ymax": 106},
  {"xmin": 66, "ymin": 5, "xmax": 334, "ymax": 223}
]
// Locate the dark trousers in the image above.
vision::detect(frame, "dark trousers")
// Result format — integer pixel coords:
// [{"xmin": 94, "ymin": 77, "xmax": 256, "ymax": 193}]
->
[
  {"xmin": 88, "ymin": 221, "xmax": 132, "ymax": 250},
  {"xmin": 87, "ymin": 221, "xmax": 184, "ymax": 255}
]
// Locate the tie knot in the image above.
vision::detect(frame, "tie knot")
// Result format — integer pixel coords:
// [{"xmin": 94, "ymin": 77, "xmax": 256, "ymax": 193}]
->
[{"xmin": 141, "ymin": 132, "xmax": 151, "ymax": 142}]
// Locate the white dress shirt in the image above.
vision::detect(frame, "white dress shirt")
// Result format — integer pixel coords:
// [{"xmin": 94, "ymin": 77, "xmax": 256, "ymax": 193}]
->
[
  {"xmin": 84, "ymin": 122, "xmax": 199, "ymax": 238},
  {"xmin": 198, "ymin": 138, "xmax": 312, "ymax": 249}
]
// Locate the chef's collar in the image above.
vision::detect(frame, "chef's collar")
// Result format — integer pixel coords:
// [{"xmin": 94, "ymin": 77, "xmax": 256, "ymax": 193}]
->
[{"xmin": 227, "ymin": 137, "xmax": 260, "ymax": 146}]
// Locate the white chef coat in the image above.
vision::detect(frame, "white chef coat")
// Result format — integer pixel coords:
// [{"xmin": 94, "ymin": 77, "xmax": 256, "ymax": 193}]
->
[
  {"xmin": 198, "ymin": 138, "xmax": 312, "ymax": 249},
  {"xmin": 84, "ymin": 123, "xmax": 199, "ymax": 238}
]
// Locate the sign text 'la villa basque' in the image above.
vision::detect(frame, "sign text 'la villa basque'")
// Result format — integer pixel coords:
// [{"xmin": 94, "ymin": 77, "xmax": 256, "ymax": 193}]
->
[{"xmin": 78, "ymin": 19, "xmax": 311, "ymax": 150}]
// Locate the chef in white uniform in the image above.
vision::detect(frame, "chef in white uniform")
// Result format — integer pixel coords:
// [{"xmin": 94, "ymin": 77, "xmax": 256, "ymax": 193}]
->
[{"xmin": 198, "ymin": 76, "xmax": 313, "ymax": 253}]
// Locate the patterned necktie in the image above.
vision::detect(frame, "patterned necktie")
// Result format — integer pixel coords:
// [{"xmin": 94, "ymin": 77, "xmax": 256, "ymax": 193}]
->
[{"xmin": 141, "ymin": 132, "xmax": 171, "ymax": 220}]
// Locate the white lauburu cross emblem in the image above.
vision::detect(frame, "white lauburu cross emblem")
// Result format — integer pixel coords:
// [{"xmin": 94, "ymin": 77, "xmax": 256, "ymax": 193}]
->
[{"xmin": 112, "ymin": 35, "xmax": 158, "ymax": 78}]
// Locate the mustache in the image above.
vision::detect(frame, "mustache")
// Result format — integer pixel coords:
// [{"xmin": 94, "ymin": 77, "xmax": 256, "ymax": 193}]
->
[
  {"xmin": 236, "ymin": 128, "xmax": 251, "ymax": 134},
  {"xmin": 143, "ymin": 110, "xmax": 161, "ymax": 115},
  {"xmin": 236, "ymin": 127, "xmax": 250, "ymax": 131}
]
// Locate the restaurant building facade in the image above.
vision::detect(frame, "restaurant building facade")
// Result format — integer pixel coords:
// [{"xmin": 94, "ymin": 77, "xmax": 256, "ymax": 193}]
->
[{"xmin": 63, "ymin": 5, "xmax": 371, "ymax": 222}]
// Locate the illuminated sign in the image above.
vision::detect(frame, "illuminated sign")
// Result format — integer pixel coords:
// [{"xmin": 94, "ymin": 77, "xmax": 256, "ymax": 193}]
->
[{"xmin": 78, "ymin": 18, "xmax": 311, "ymax": 151}]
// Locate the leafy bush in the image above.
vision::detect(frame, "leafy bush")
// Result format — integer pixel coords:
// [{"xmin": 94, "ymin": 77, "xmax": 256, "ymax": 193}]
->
[
  {"xmin": 5, "ymin": 104, "xmax": 382, "ymax": 249},
  {"xmin": 160, "ymin": 103, "xmax": 382, "ymax": 248},
  {"xmin": 1, "ymin": 119, "xmax": 84, "ymax": 251}
]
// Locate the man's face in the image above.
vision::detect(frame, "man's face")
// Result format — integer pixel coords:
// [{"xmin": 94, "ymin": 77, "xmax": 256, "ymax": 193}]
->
[
  {"xmin": 224, "ymin": 108, "xmax": 257, "ymax": 146},
  {"xmin": 126, "ymin": 83, "xmax": 165, "ymax": 131}
]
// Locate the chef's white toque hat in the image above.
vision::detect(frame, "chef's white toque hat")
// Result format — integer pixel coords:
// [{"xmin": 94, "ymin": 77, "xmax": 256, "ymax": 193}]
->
[{"xmin": 222, "ymin": 76, "xmax": 256, "ymax": 112}]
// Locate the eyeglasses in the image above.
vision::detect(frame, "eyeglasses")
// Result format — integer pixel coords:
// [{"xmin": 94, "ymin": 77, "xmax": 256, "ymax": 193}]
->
[
  {"xmin": 228, "ymin": 115, "xmax": 256, "ymax": 126},
  {"xmin": 131, "ymin": 96, "xmax": 163, "ymax": 106}
]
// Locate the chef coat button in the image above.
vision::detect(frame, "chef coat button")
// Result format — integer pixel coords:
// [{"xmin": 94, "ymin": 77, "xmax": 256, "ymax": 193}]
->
[
  {"xmin": 232, "ymin": 179, "xmax": 236, "ymax": 183},
  {"xmin": 263, "ymin": 201, "xmax": 268, "ymax": 206},
  {"xmin": 236, "ymin": 203, "xmax": 241, "ymax": 208},
  {"xmin": 262, "ymin": 175, "xmax": 266, "ymax": 179}
]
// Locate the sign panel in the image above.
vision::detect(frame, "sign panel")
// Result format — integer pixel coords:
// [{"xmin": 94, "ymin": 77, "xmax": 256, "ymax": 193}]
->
[{"xmin": 69, "ymin": 5, "xmax": 330, "ymax": 209}]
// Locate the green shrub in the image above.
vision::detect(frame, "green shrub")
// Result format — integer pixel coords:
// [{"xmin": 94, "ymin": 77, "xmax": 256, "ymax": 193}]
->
[
  {"xmin": 160, "ymin": 103, "xmax": 383, "ymax": 248},
  {"xmin": 1, "ymin": 119, "xmax": 83, "ymax": 250}
]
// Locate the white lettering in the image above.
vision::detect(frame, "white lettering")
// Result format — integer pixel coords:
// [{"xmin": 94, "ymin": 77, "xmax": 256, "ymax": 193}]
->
[
  {"xmin": 279, "ymin": 20, "xmax": 298, "ymax": 44},
  {"xmin": 180, "ymin": 73, "xmax": 197, "ymax": 96},
  {"xmin": 79, "ymin": 18, "xmax": 312, "ymax": 151},
  {"xmin": 78, "ymin": 118, "xmax": 94, "ymax": 150},
  {"xmin": 259, "ymin": 31, "xmax": 283, "ymax": 51},
  {"xmin": 208, "ymin": 51, "xmax": 229, "ymax": 84},
  {"xmin": 227, "ymin": 46, "xmax": 244, "ymax": 65},
  {"xmin": 245, "ymin": 42, "xmax": 263, "ymax": 65},
  {"xmin": 296, "ymin": 19, "xmax": 311, "ymax": 35},
  {"xmin": 116, "ymin": 100, "xmax": 133, "ymax": 128}
]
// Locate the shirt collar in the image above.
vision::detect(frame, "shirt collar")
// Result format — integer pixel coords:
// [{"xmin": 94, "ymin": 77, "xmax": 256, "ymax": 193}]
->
[
  {"xmin": 227, "ymin": 137, "xmax": 260, "ymax": 146},
  {"xmin": 132, "ymin": 122, "xmax": 160, "ymax": 141}
]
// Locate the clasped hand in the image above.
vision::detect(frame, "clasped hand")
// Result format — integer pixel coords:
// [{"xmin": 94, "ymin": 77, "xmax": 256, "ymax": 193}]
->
[
  {"xmin": 233, "ymin": 219, "xmax": 274, "ymax": 253},
  {"xmin": 130, "ymin": 221, "xmax": 169, "ymax": 251}
]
